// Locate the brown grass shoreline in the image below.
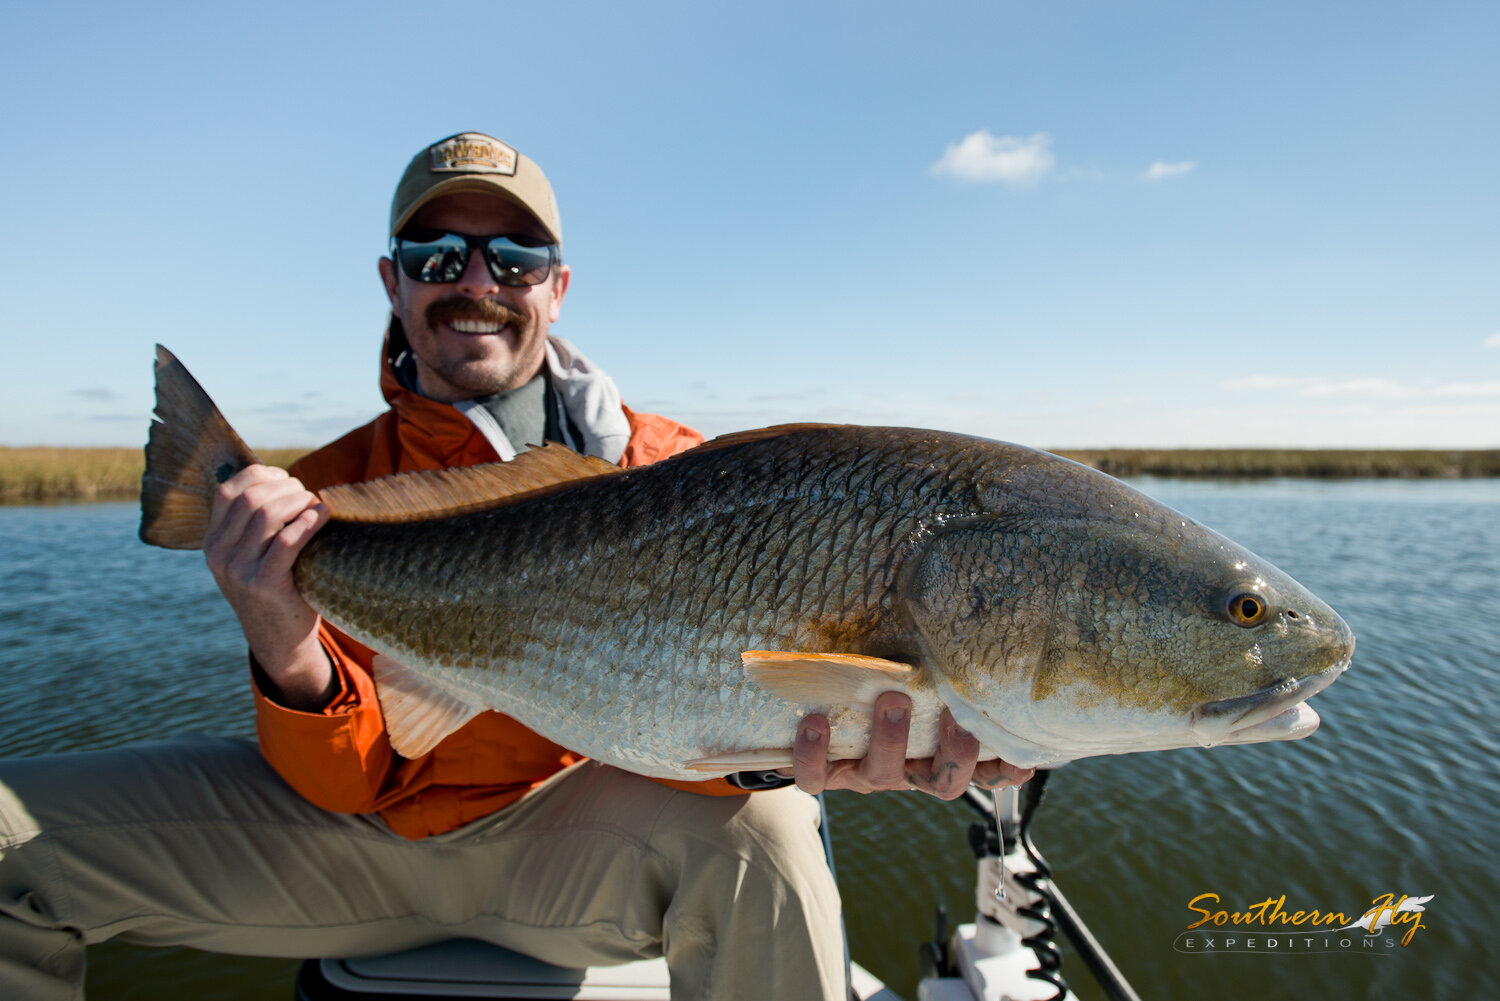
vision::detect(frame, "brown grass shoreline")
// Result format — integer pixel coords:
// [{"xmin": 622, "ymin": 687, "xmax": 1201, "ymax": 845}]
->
[
  {"xmin": 1056, "ymin": 448, "xmax": 1500, "ymax": 480},
  {"xmin": 0, "ymin": 448, "xmax": 311, "ymax": 504},
  {"xmin": 4, "ymin": 445, "xmax": 1498, "ymax": 505}
]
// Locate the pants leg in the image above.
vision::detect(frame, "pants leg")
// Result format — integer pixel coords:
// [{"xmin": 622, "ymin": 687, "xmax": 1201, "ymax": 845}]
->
[
  {"xmin": 0, "ymin": 736, "xmax": 453, "ymax": 1001},
  {"xmin": 0, "ymin": 737, "xmax": 844, "ymax": 1001},
  {"xmin": 444, "ymin": 760, "xmax": 846, "ymax": 1001}
]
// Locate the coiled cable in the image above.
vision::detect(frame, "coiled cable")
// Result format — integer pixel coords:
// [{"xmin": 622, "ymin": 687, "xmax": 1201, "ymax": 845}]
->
[{"xmin": 1014, "ymin": 770, "xmax": 1069, "ymax": 999}]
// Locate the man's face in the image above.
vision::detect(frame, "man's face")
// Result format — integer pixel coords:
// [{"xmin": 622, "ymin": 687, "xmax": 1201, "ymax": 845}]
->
[{"xmin": 378, "ymin": 192, "xmax": 570, "ymax": 402}]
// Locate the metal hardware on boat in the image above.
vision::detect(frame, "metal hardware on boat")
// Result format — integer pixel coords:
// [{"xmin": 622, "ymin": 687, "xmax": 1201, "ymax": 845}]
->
[
  {"xmin": 924, "ymin": 771, "xmax": 1143, "ymax": 1001},
  {"xmin": 920, "ymin": 906, "xmax": 951, "ymax": 981}
]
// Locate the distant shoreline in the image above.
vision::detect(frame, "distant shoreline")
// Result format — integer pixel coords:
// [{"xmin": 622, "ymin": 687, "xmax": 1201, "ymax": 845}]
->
[
  {"xmin": 1054, "ymin": 447, "xmax": 1500, "ymax": 480},
  {"xmin": 0, "ymin": 448, "xmax": 312, "ymax": 504},
  {"xmin": 6, "ymin": 445, "xmax": 1499, "ymax": 505}
]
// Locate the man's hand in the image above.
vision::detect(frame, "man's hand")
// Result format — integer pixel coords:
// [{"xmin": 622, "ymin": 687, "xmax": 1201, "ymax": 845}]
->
[
  {"xmin": 787, "ymin": 692, "xmax": 1034, "ymax": 800},
  {"xmin": 203, "ymin": 464, "xmax": 335, "ymax": 711}
]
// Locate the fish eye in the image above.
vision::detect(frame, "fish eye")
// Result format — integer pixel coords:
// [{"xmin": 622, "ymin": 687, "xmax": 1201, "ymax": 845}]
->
[{"xmin": 1226, "ymin": 592, "xmax": 1269, "ymax": 627}]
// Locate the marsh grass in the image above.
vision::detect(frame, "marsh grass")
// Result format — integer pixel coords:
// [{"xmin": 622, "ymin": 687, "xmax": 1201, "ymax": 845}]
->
[
  {"xmin": 2, "ymin": 446, "xmax": 1497, "ymax": 504},
  {"xmin": 1055, "ymin": 448, "xmax": 1500, "ymax": 479},
  {"xmin": 0, "ymin": 448, "xmax": 309, "ymax": 503}
]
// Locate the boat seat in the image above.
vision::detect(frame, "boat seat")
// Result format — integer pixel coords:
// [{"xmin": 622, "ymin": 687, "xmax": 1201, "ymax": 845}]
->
[{"xmin": 296, "ymin": 938, "xmax": 671, "ymax": 1000}]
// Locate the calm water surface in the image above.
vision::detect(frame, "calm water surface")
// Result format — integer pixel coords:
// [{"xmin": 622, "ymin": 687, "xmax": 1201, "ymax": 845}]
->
[{"xmin": 1, "ymin": 480, "xmax": 1496, "ymax": 1000}]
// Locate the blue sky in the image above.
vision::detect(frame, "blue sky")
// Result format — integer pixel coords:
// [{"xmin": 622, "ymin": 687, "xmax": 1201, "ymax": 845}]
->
[{"xmin": 2, "ymin": 1, "xmax": 1496, "ymax": 448}]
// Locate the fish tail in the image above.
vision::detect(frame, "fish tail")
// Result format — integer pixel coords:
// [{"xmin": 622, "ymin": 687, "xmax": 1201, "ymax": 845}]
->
[{"xmin": 139, "ymin": 345, "xmax": 261, "ymax": 550}]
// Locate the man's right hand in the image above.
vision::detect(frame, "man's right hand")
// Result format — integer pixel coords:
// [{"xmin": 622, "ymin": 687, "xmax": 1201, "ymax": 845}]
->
[{"xmin": 203, "ymin": 464, "xmax": 336, "ymax": 711}]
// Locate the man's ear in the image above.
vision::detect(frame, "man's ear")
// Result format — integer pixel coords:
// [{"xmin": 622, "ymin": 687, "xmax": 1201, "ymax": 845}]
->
[
  {"xmin": 378, "ymin": 257, "xmax": 401, "ymax": 311},
  {"xmin": 548, "ymin": 264, "xmax": 571, "ymax": 323}
]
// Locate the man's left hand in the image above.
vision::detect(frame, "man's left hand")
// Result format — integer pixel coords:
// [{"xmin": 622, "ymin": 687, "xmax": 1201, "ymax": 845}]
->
[{"xmin": 784, "ymin": 692, "xmax": 1034, "ymax": 800}]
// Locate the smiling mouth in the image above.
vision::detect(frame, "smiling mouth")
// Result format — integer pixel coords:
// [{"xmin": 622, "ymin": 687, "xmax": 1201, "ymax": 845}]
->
[
  {"xmin": 447, "ymin": 318, "xmax": 510, "ymax": 335},
  {"xmin": 426, "ymin": 295, "xmax": 527, "ymax": 336}
]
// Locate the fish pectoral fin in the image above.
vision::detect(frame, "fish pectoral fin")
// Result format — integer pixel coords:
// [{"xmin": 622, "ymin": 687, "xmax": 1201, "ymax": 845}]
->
[
  {"xmin": 682, "ymin": 749, "xmax": 795, "ymax": 772},
  {"xmin": 740, "ymin": 650, "xmax": 918, "ymax": 709},
  {"xmin": 371, "ymin": 654, "xmax": 484, "ymax": 759},
  {"xmin": 319, "ymin": 443, "xmax": 621, "ymax": 524}
]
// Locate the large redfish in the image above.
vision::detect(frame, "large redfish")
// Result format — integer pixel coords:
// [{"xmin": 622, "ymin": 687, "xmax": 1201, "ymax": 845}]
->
[{"xmin": 140, "ymin": 347, "xmax": 1352, "ymax": 776}]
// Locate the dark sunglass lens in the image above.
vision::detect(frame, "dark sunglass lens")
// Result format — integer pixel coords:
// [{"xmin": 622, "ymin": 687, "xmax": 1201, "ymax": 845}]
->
[
  {"xmin": 397, "ymin": 234, "xmax": 470, "ymax": 283},
  {"xmin": 484, "ymin": 237, "xmax": 553, "ymax": 286}
]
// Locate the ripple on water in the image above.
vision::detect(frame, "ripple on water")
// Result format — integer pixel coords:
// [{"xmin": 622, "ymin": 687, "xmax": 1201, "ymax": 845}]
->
[{"xmin": 4, "ymin": 483, "xmax": 1500, "ymax": 1000}]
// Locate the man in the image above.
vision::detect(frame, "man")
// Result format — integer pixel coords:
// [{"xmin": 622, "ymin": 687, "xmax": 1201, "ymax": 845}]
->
[{"xmin": 0, "ymin": 133, "xmax": 1028, "ymax": 1000}]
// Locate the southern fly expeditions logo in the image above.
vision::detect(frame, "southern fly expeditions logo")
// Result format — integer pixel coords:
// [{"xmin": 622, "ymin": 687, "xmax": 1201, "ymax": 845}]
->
[{"xmin": 1173, "ymin": 892, "xmax": 1435, "ymax": 955}]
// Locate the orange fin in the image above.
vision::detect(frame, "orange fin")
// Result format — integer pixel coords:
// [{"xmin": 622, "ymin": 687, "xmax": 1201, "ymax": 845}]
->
[
  {"xmin": 371, "ymin": 653, "xmax": 484, "ymax": 758},
  {"xmin": 319, "ymin": 443, "xmax": 621, "ymax": 524},
  {"xmin": 741, "ymin": 650, "xmax": 918, "ymax": 709}
]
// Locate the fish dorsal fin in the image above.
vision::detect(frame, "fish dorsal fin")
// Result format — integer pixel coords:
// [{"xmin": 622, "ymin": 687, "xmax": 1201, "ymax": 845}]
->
[
  {"xmin": 319, "ymin": 442, "xmax": 621, "ymax": 523},
  {"xmin": 741, "ymin": 650, "xmax": 918, "ymax": 710},
  {"xmin": 371, "ymin": 653, "xmax": 484, "ymax": 758},
  {"xmin": 691, "ymin": 424, "xmax": 846, "ymax": 453}
]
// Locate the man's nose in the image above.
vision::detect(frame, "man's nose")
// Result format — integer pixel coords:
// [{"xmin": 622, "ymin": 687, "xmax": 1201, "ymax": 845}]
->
[{"xmin": 454, "ymin": 247, "xmax": 500, "ymax": 297}]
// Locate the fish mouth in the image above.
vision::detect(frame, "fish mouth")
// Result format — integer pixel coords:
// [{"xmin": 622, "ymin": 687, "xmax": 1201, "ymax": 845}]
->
[{"xmin": 1190, "ymin": 653, "xmax": 1352, "ymax": 745}]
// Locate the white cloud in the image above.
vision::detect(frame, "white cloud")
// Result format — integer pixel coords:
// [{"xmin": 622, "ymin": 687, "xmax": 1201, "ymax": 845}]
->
[
  {"xmin": 1484, "ymin": 332, "xmax": 1500, "ymax": 349},
  {"xmin": 1142, "ymin": 160, "xmax": 1196, "ymax": 181},
  {"xmin": 1301, "ymin": 377, "xmax": 1414, "ymax": 399},
  {"xmin": 1436, "ymin": 380, "xmax": 1500, "ymax": 398},
  {"xmin": 931, "ymin": 131, "xmax": 1054, "ymax": 185},
  {"xmin": 1223, "ymin": 375, "xmax": 1306, "ymax": 392}
]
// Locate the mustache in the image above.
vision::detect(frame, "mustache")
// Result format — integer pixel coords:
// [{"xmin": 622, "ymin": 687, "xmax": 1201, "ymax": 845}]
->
[{"xmin": 426, "ymin": 297, "xmax": 527, "ymax": 331}]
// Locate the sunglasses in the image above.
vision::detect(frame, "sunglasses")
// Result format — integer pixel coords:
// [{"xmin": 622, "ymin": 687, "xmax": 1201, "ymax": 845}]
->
[{"xmin": 391, "ymin": 229, "xmax": 558, "ymax": 286}]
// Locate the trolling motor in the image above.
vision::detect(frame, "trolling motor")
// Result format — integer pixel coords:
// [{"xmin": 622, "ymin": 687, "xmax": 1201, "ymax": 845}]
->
[{"xmin": 917, "ymin": 771, "xmax": 1142, "ymax": 1001}]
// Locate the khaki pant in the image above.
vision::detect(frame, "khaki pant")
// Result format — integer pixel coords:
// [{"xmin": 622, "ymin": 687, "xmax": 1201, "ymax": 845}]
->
[{"xmin": 0, "ymin": 736, "xmax": 845, "ymax": 1001}]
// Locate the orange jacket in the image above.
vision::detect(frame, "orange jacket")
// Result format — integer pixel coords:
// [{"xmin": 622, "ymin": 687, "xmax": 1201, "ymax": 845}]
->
[{"xmin": 252, "ymin": 334, "xmax": 733, "ymax": 840}]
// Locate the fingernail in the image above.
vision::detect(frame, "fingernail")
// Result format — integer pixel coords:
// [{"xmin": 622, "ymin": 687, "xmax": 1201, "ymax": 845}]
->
[
  {"xmin": 803, "ymin": 726, "xmax": 823, "ymax": 742},
  {"xmin": 883, "ymin": 705, "xmax": 908, "ymax": 724}
]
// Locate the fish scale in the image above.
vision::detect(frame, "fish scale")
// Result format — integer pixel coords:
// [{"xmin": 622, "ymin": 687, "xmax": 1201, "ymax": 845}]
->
[{"xmin": 294, "ymin": 431, "xmax": 973, "ymax": 775}]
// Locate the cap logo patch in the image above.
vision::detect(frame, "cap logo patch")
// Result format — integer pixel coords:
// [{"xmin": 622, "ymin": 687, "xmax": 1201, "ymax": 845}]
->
[{"xmin": 429, "ymin": 135, "xmax": 517, "ymax": 176}]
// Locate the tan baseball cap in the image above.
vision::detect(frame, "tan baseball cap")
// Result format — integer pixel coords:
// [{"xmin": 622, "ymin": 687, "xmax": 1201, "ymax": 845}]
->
[{"xmin": 389, "ymin": 132, "xmax": 562, "ymax": 244}]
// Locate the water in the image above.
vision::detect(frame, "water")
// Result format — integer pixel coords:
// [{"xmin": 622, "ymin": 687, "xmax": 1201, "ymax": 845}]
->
[{"xmin": 2, "ymin": 481, "xmax": 1497, "ymax": 1000}]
